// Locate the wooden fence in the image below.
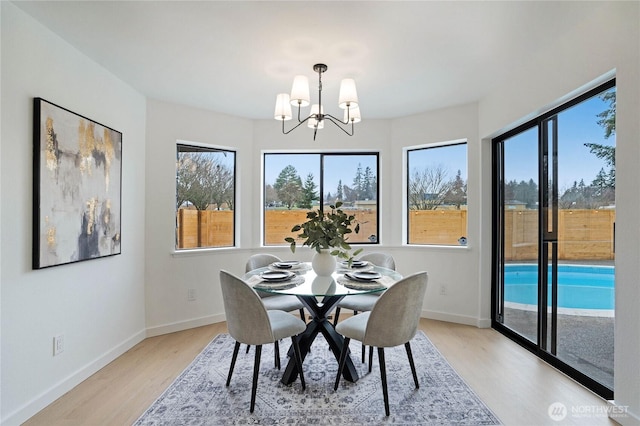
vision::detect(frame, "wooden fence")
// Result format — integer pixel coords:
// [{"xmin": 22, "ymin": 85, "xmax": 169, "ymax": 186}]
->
[
  {"xmin": 263, "ymin": 209, "xmax": 378, "ymax": 245},
  {"xmin": 408, "ymin": 210, "xmax": 468, "ymax": 245},
  {"xmin": 177, "ymin": 208, "xmax": 615, "ymax": 261},
  {"xmin": 504, "ymin": 209, "xmax": 615, "ymax": 260},
  {"xmin": 177, "ymin": 209, "xmax": 234, "ymax": 248}
]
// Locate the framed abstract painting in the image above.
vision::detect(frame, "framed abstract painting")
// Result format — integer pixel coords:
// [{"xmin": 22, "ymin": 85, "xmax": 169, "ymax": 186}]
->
[{"xmin": 33, "ymin": 98, "xmax": 122, "ymax": 269}]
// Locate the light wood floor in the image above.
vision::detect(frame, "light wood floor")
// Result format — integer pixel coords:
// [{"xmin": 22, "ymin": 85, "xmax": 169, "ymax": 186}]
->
[{"xmin": 24, "ymin": 318, "xmax": 617, "ymax": 426}]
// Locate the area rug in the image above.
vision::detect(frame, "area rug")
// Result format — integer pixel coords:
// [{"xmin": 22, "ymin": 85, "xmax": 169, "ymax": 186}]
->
[{"xmin": 134, "ymin": 331, "xmax": 501, "ymax": 425}]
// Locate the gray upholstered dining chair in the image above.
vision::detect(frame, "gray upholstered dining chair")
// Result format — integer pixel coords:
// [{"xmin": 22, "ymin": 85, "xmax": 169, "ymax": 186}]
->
[
  {"xmin": 332, "ymin": 252, "xmax": 396, "ymax": 363},
  {"xmin": 245, "ymin": 254, "xmax": 306, "ymax": 363},
  {"xmin": 245, "ymin": 253, "xmax": 305, "ymax": 321},
  {"xmin": 333, "ymin": 271, "xmax": 428, "ymax": 416},
  {"xmin": 220, "ymin": 270, "xmax": 306, "ymax": 413},
  {"xmin": 334, "ymin": 252, "xmax": 396, "ymax": 324}
]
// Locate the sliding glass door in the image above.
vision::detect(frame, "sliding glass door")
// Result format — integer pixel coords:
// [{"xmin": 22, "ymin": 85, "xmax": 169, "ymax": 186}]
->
[
  {"xmin": 493, "ymin": 80, "xmax": 616, "ymax": 399},
  {"xmin": 496, "ymin": 127, "xmax": 540, "ymax": 344}
]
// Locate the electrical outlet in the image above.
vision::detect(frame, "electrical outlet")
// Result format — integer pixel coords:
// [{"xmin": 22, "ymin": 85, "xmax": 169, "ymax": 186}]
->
[
  {"xmin": 188, "ymin": 288, "xmax": 197, "ymax": 301},
  {"xmin": 439, "ymin": 285, "xmax": 447, "ymax": 296},
  {"xmin": 53, "ymin": 334, "xmax": 64, "ymax": 356}
]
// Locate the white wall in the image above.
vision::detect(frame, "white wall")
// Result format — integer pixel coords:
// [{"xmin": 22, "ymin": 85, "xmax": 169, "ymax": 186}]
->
[
  {"xmin": 390, "ymin": 103, "xmax": 486, "ymax": 326},
  {"xmin": 0, "ymin": 3, "xmax": 147, "ymax": 424},
  {"xmin": 144, "ymin": 99, "xmax": 254, "ymax": 335},
  {"xmin": 478, "ymin": 2, "xmax": 640, "ymax": 422}
]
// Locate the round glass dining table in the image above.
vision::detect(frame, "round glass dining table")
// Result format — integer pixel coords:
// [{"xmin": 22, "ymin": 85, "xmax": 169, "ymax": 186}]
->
[{"xmin": 243, "ymin": 262, "xmax": 402, "ymax": 385}]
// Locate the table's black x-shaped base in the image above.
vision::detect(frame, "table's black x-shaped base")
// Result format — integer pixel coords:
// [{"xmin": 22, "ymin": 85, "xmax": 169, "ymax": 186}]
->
[{"xmin": 281, "ymin": 294, "xmax": 358, "ymax": 385}]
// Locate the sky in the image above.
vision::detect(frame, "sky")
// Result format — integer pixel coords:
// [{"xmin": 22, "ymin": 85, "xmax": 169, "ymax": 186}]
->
[
  {"xmin": 504, "ymin": 88, "xmax": 615, "ymax": 191},
  {"xmin": 407, "ymin": 143, "xmax": 467, "ymax": 181}
]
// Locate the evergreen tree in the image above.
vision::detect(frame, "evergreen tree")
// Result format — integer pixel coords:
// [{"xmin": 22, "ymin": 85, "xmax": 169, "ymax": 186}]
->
[
  {"xmin": 299, "ymin": 173, "xmax": 318, "ymax": 209},
  {"xmin": 273, "ymin": 165, "xmax": 303, "ymax": 209},
  {"xmin": 342, "ymin": 185, "xmax": 355, "ymax": 203},
  {"xmin": 584, "ymin": 89, "xmax": 616, "ymax": 186},
  {"xmin": 352, "ymin": 163, "xmax": 363, "ymax": 200},
  {"xmin": 443, "ymin": 169, "xmax": 467, "ymax": 209},
  {"xmin": 362, "ymin": 166, "xmax": 376, "ymax": 200},
  {"xmin": 504, "ymin": 179, "xmax": 538, "ymax": 209}
]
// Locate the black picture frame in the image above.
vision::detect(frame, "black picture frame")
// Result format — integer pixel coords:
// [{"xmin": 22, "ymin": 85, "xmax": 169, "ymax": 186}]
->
[{"xmin": 33, "ymin": 98, "xmax": 122, "ymax": 269}]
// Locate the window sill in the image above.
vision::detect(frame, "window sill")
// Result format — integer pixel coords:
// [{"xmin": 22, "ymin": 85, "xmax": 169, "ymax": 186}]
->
[
  {"xmin": 402, "ymin": 243, "xmax": 470, "ymax": 250},
  {"xmin": 171, "ymin": 246, "xmax": 239, "ymax": 257}
]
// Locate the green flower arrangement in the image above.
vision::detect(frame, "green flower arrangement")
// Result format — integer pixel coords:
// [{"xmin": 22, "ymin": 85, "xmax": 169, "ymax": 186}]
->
[{"xmin": 285, "ymin": 201, "xmax": 363, "ymax": 263}]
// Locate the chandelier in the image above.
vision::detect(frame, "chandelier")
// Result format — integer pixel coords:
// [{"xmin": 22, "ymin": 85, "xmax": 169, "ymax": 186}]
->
[{"xmin": 274, "ymin": 64, "xmax": 361, "ymax": 140}]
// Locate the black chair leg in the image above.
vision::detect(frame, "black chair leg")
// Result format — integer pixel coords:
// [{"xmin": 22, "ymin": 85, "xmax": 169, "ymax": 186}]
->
[
  {"xmin": 250, "ymin": 345, "xmax": 262, "ymax": 413},
  {"xmin": 226, "ymin": 341, "xmax": 241, "ymax": 386},
  {"xmin": 299, "ymin": 309, "xmax": 305, "ymax": 321},
  {"xmin": 333, "ymin": 307, "xmax": 341, "ymax": 326},
  {"xmin": 333, "ymin": 337, "xmax": 351, "ymax": 390},
  {"xmin": 246, "ymin": 344, "xmax": 250, "ymax": 354},
  {"xmin": 291, "ymin": 336, "xmax": 306, "ymax": 390},
  {"xmin": 274, "ymin": 340, "xmax": 280, "ymax": 370},
  {"xmin": 405, "ymin": 342, "xmax": 419, "ymax": 388},
  {"xmin": 361, "ymin": 343, "xmax": 366, "ymax": 363},
  {"xmin": 368, "ymin": 345, "xmax": 373, "ymax": 373},
  {"xmin": 378, "ymin": 347, "xmax": 390, "ymax": 416}
]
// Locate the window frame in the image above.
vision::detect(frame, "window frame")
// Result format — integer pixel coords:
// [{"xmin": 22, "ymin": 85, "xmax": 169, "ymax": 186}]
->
[
  {"xmin": 175, "ymin": 140, "xmax": 237, "ymax": 251},
  {"xmin": 403, "ymin": 139, "xmax": 468, "ymax": 246},
  {"xmin": 262, "ymin": 150, "xmax": 380, "ymax": 247}
]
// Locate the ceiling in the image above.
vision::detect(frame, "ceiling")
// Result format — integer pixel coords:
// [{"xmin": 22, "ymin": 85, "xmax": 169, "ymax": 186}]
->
[{"xmin": 13, "ymin": 1, "xmax": 598, "ymax": 120}]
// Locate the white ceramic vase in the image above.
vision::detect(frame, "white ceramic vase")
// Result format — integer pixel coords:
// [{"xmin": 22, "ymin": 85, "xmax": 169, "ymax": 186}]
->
[{"xmin": 311, "ymin": 249, "xmax": 336, "ymax": 277}]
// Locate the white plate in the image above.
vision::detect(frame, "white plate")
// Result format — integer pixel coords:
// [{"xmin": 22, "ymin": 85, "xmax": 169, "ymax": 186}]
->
[
  {"xmin": 260, "ymin": 270, "xmax": 294, "ymax": 281},
  {"xmin": 352, "ymin": 271, "xmax": 381, "ymax": 281},
  {"xmin": 341, "ymin": 260, "xmax": 368, "ymax": 268},
  {"xmin": 344, "ymin": 272, "xmax": 382, "ymax": 283},
  {"xmin": 273, "ymin": 261, "xmax": 301, "ymax": 269}
]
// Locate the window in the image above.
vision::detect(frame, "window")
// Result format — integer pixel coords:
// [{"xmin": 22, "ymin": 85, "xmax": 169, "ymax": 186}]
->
[
  {"xmin": 175, "ymin": 143, "xmax": 236, "ymax": 249},
  {"xmin": 264, "ymin": 152, "xmax": 379, "ymax": 246},
  {"xmin": 406, "ymin": 141, "xmax": 468, "ymax": 245}
]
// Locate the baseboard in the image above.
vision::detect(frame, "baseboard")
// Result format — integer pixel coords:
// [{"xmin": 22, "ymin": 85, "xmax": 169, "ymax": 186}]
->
[
  {"xmin": 2, "ymin": 329, "xmax": 146, "ymax": 426},
  {"xmin": 423, "ymin": 309, "xmax": 490, "ymax": 328},
  {"xmin": 608, "ymin": 400, "xmax": 640, "ymax": 425},
  {"xmin": 146, "ymin": 311, "xmax": 491, "ymax": 338},
  {"xmin": 145, "ymin": 313, "xmax": 226, "ymax": 337},
  {"xmin": 476, "ymin": 318, "xmax": 492, "ymax": 328}
]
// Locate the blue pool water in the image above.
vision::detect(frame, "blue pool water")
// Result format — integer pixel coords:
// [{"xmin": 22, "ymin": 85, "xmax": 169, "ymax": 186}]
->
[{"xmin": 504, "ymin": 264, "xmax": 614, "ymax": 310}]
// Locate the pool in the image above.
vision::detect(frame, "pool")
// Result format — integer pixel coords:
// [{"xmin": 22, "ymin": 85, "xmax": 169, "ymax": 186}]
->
[{"xmin": 504, "ymin": 264, "xmax": 614, "ymax": 310}]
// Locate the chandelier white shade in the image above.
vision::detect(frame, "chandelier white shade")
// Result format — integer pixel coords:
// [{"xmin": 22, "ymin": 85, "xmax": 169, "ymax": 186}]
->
[
  {"xmin": 274, "ymin": 93, "xmax": 292, "ymax": 120},
  {"xmin": 274, "ymin": 63, "xmax": 361, "ymax": 140},
  {"xmin": 338, "ymin": 78, "xmax": 358, "ymax": 109},
  {"xmin": 290, "ymin": 75, "xmax": 311, "ymax": 106}
]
